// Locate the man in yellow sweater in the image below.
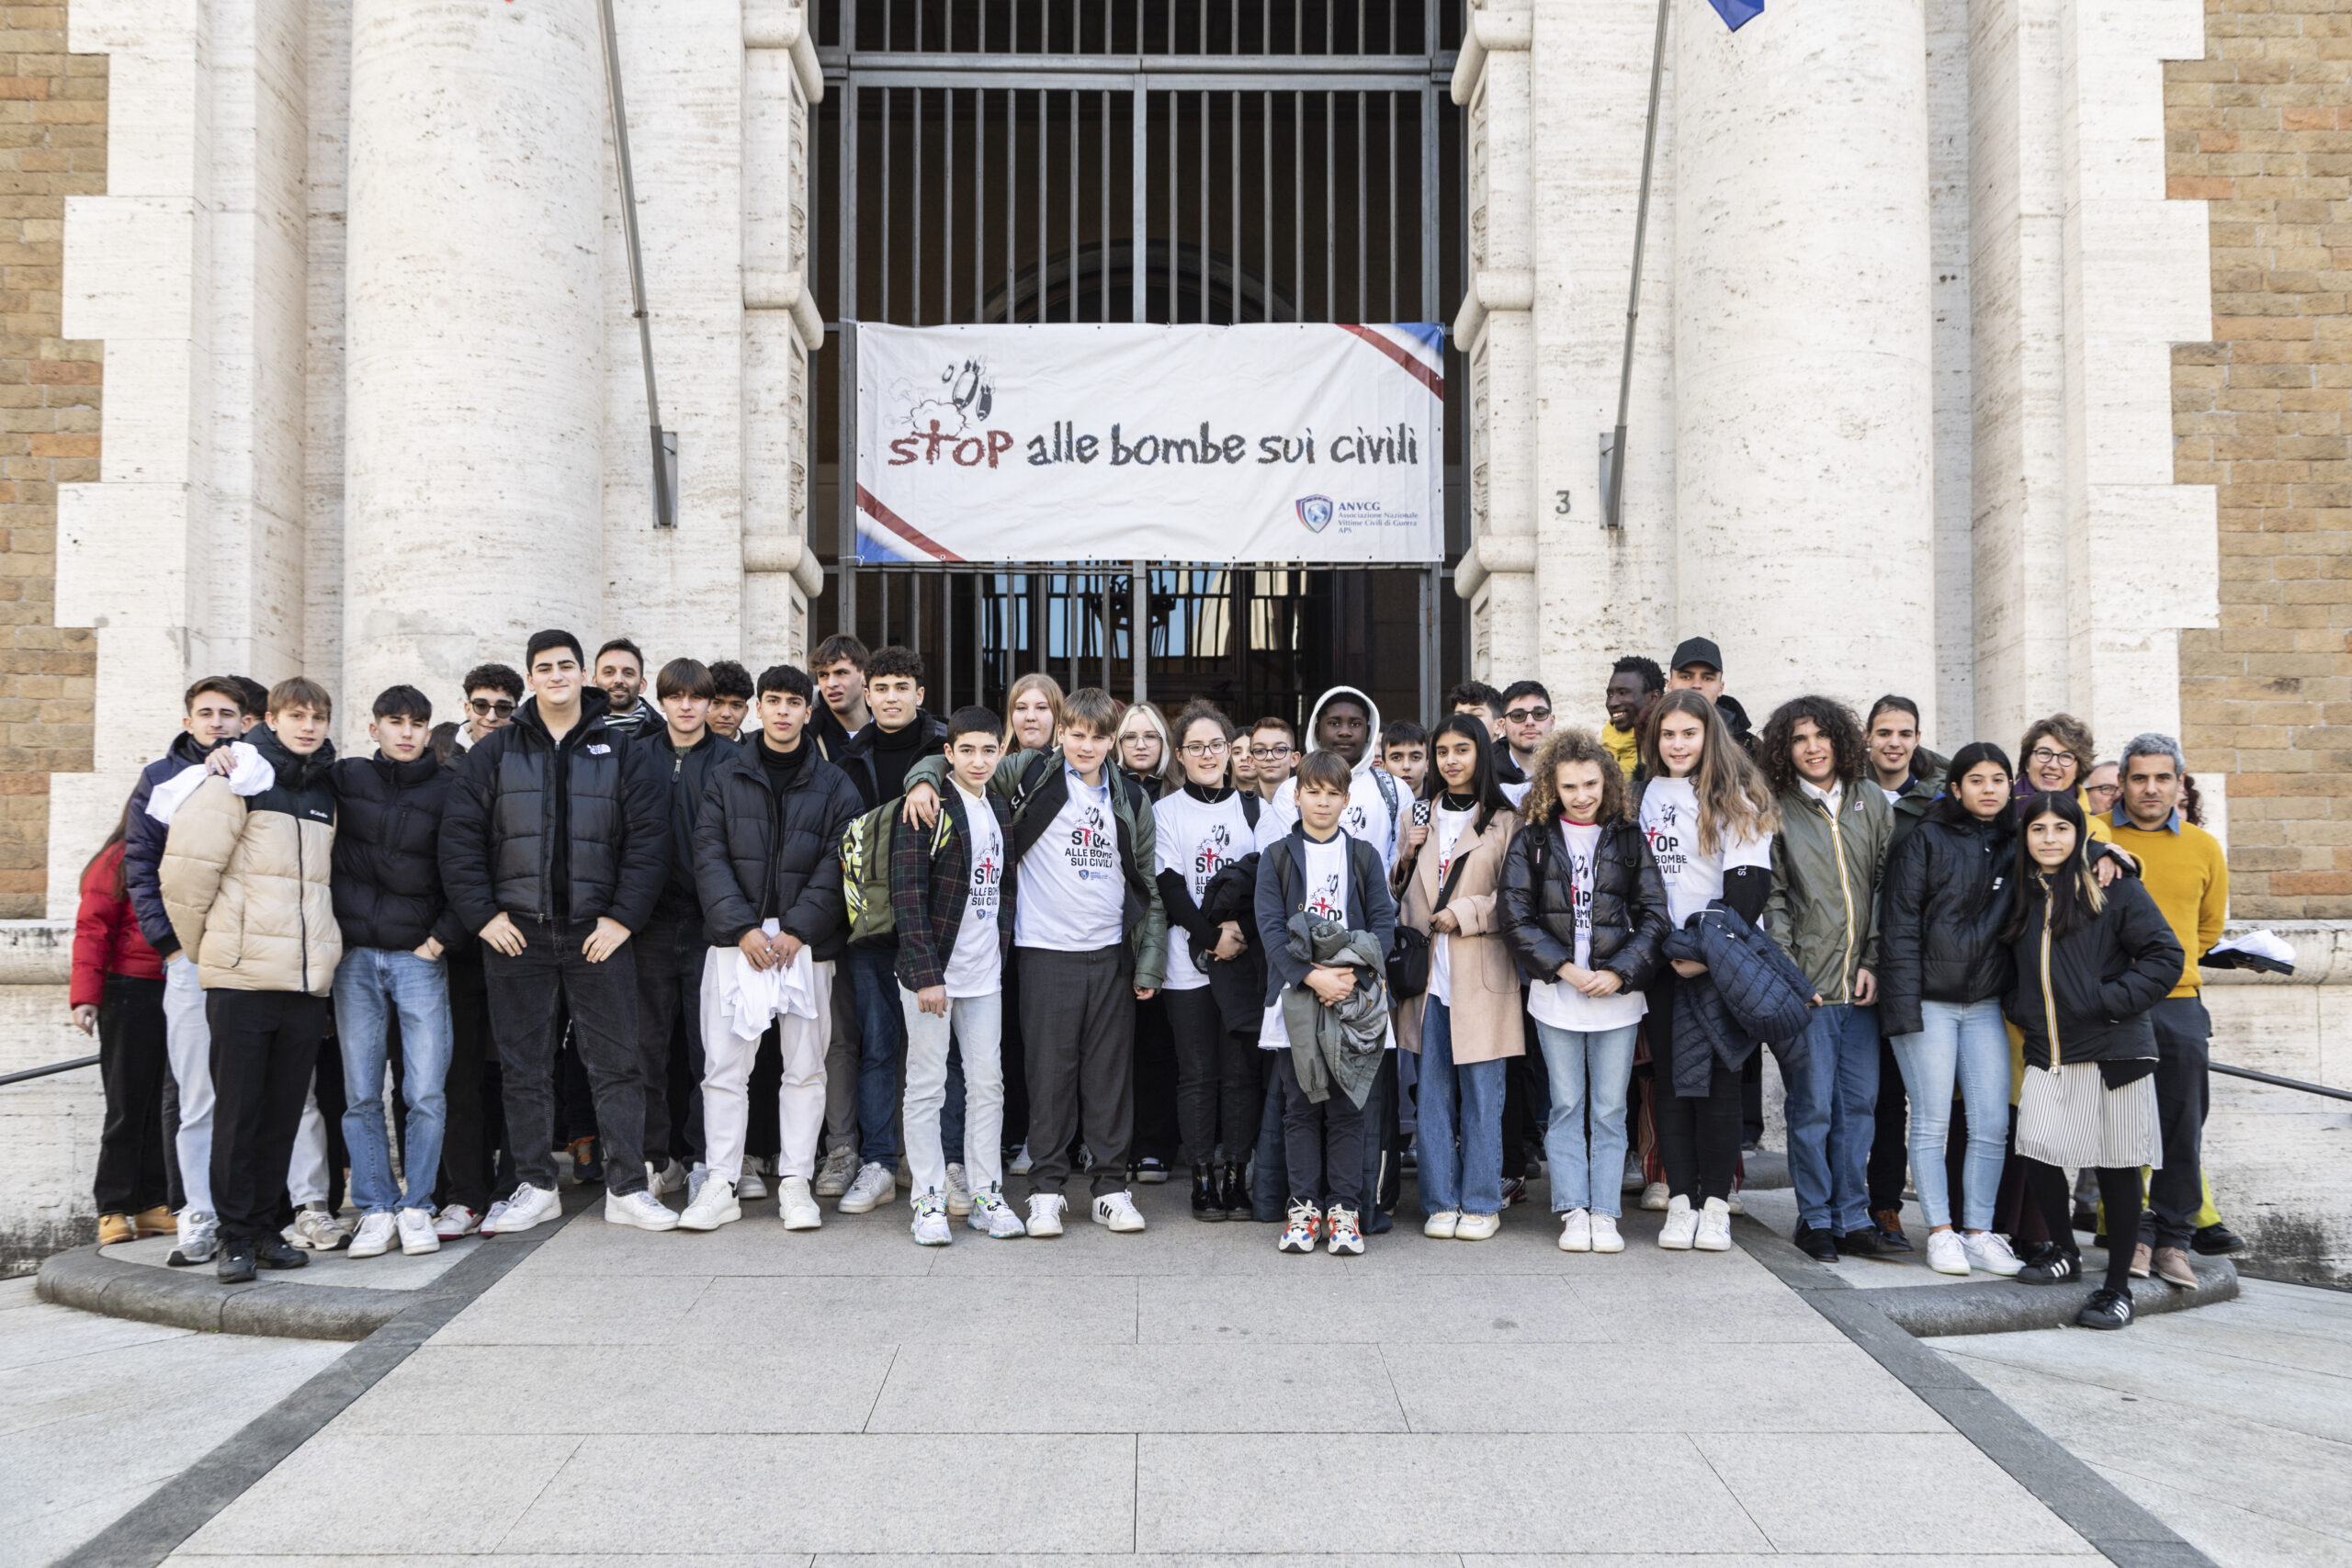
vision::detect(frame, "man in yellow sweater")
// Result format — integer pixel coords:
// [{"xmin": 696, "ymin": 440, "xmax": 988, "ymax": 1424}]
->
[
  {"xmin": 2108, "ymin": 733, "xmax": 2233, "ymax": 1286},
  {"xmin": 1600, "ymin": 655, "xmax": 1663, "ymax": 779}
]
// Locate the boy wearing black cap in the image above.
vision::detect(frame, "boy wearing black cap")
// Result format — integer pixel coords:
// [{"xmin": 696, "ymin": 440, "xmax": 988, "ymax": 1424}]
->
[{"xmin": 1668, "ymin": 637, "xmax": 1757, "ymax": 757}]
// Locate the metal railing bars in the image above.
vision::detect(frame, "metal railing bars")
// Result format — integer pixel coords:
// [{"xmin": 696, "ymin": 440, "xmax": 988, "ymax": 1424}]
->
[{"xmin": 0, "ymin": 1054, "xmax": 98, "ymax": 1089}]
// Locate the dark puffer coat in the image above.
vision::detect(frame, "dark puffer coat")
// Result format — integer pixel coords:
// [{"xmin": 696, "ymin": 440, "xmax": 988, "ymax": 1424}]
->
[
  {"xmin": 2004, "ymin": 873, "xmax": 2182, "ymax": 1067},
  {"xmin": 1875, "ymin": 796, "xmax": 2020, "ymax": 1038},
  {"xmin": 1498, "ymin": 816, "xmax": 1670, "ymax": 990},
  {"xmin": 692, "ymin": 737, "xmax": 864, "ymax": 958},
  {"xmin": 331, "ymin": 750, "xmax": 469, "ymax": 953},
  {"xmin": 438, "ymin": 688, "xmax": 667, "ymax": 934},
  {"xmin": 125, "ymin": 730, "xmax": 230, "ymax": 958}
]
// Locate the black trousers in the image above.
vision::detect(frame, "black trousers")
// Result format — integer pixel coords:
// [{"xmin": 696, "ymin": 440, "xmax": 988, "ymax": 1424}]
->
[
  {"xmin": 1650, "ymin": 975, "xmax": 1743, "ymax": 1204},
  {"xmin": 94, "ymin": 974, "xmax": 170, "ymax": 1215},
  {"xmin": 1017, "ymin": 945, "xmax": 1134, "ymax": 1197},
  {"xmin": 1275, "ymin": 1046, "xmax": 1366, "ymax": 1213},
  {"xmin": 485, "ymin": 918, "xmax": 647, "ymax": 1197},
  {"xmin": 1164, "ymin": 987, "xmax": 1257, "ymax": 1167},
  {"xmin": 632, "ymin": 911, "xmax": 705, "ymax": 1168},
  {"xmin": 2139, "ymin": 996, "xmax": 2211, "ymax": 1250},
  {"xmin": 1867, "ymin": 1032, "xmax": 1910, "ymax": 1213},
  {"xmin": 438, "ymin": 953, "xmax": 499, "ymax": 1213},
  {"xmin": 1130, "ymin": 992, "xmax": 1179, "ymax": 1165},
  {"xmin": 205, "ymin": 989, "xmax": 332, "ymax": 1246}
]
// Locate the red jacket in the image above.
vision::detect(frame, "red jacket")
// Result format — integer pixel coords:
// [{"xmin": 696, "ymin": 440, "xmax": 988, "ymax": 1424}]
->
[{"xmin": 72, "ymin": 843, "xmax": 163, "ymax": 1007}]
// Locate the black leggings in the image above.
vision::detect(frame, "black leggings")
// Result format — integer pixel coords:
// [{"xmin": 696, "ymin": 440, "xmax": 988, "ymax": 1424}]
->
[
  {"xmin": 1650, "ymin": 974, "xmax": 1743, "ymax": 1204},
  {"xmin": 2024, "ymin": 1159, "xmax": 2138, "ymax": 1295}
]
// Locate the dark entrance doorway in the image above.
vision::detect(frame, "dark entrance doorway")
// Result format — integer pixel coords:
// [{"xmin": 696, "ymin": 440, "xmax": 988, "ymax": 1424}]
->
[{"xmin": 806, "ymin": 1, "xmax": 1466, "ymax": 729}]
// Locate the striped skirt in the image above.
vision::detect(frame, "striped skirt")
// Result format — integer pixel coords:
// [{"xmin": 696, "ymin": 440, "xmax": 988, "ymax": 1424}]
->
[{"xmin": 2016, "ymin": 1061, "xmax": 2163, "ymax": 1169}]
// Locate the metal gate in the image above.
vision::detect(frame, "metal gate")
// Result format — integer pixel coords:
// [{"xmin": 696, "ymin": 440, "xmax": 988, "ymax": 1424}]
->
[{"xmin": 807, "ymin": 1, "xmax": 1464, "ymax": 728}]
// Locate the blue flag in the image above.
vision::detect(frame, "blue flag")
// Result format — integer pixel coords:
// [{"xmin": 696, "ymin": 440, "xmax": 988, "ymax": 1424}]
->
[{"xmin": 1707, "ymin": 0, "xmax": 1764, "ymax": 28}]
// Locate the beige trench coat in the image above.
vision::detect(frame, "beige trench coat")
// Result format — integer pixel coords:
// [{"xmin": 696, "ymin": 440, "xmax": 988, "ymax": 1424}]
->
[{"xmin": 1395, "ymin": 806, "xmax": 1523, "ymax": 1064}]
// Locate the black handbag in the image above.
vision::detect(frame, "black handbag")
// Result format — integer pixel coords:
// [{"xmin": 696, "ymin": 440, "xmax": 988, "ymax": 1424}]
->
[{"xmin": 1387, "ymin": 831, "xmax": 1473, "ymax": 1002}]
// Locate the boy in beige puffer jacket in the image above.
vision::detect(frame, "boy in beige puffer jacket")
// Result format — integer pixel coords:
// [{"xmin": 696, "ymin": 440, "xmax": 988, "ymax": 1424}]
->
[{"xmin": 160, "ymin": 678, "xmax": 340, "ymax": 1281}]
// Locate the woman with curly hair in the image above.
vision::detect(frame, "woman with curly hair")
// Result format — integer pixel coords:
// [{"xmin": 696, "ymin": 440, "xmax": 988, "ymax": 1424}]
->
[
  {"xmin": 1758, "ymin": 696, "xmax": 1895, "ymax": 1262},
  {"xmin": 1498, "ymin": 728, "xmax": 1668, "ymax": 1253}
]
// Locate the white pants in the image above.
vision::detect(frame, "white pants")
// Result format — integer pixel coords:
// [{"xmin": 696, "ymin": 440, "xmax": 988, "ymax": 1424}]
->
[
  {"xmin": 899, "ymin": 986, "xmax": 1004, "ymax": 1198},
  {"xmin": 164, "ymin": 953, "xmax": 338, "ymax": 1215},
  {"xmin": 698, "ymin": 947, "xmax": 831, "ymax": 1184}
]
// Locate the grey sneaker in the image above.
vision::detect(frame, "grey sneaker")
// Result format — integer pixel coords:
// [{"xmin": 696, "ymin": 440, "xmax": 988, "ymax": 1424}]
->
[
  {"xmin": 837, "ymin": 1162, "xmax": 896, "ymax": 1214},
  {"xmin": 944, "ymin": 1162, "xmax": 974, "ymax": 1216},
  {"xmin": 166, "ymin": 1210, "xmax": 219, "ymax": 1267},
  {"xmin": 813, "ymin": 1145, "xmax": 857, "ymax": 1199},
  {"xmin": 285, "ymin": 1203, "xmax": 349, "ymax": 1252}
]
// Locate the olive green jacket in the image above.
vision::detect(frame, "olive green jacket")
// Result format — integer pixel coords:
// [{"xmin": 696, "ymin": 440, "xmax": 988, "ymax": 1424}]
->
[{"xmin": 1766, "ymin": 781, "xmax": 1895, "ymax": 1003}]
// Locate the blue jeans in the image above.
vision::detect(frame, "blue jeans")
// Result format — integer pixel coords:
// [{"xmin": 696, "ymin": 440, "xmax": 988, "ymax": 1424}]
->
[
  {"xmin": 1532, "ymin": 1021, "xmax": 1639, "ymax": 1218},
  {"xmin": 1891, "ymin": 998, "xmax": 2009, "ymax": 1231},
  {"xmin": 333, "ymin": 947, "xmax": 453, "ymax": 1214},
  {"xmin": 1785, "ymin": 1002, "xmax": 1881, "ymax": 1234},
  {"xmin": 1415, "ymin": 998, "xmax": 1506, "ymax": 1218},
  {"xmin": 842, "ymin": 943, "xmax": 908, "ymax": 1166}
]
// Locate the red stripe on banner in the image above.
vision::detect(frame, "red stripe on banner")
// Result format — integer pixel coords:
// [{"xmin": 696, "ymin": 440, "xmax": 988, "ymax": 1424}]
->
[
  {"xmin": 854, "ymin": 485, "xmax": 968, "ymax": 564},
  {"xmin": 1340, "ymin": 324, "xmax": 1445, "ymax": 400}
]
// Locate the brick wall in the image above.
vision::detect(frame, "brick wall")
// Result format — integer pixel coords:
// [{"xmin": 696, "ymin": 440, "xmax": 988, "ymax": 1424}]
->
[
  {"xmin": 2168, "ymin": 0, "xmax": 2352, "ymax": 919},
  {"xmin": 0, "ymin": 5, "xmax": 99, "ymax": 919}
]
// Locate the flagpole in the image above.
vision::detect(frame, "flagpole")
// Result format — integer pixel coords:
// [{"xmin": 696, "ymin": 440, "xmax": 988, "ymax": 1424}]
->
[{"xmin": 1604, "ymin": 0, "xmax": 1672, "ymax": 530}]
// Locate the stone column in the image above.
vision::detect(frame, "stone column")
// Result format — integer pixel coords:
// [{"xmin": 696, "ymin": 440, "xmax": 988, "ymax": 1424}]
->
[
  {"xmin": 1674, "ymin": 0, "xmax": 1936, "ymax": 728},
  {"xmin": 343, "ymin": 0, "xmax": 605, "ymax": 719}
]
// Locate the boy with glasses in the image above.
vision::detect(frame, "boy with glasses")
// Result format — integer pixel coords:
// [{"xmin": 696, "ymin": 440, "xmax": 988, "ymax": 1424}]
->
[
  {"xmin": 1497, "ymin": 680, "xmax": 1555, "ymax": 805},
  {"xmin": 432, "ymin": 663, "xmax": 523, "ymax": 761},
  {"xmin": 1244, "ymin": 717, "xmax": 1296, "ymax": 802}
]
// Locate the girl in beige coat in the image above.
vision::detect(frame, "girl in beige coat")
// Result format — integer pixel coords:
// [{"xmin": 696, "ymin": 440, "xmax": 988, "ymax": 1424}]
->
[{"xmin": 1395, "ymin": 715, "xmax": 1521, "ymax": 1239}]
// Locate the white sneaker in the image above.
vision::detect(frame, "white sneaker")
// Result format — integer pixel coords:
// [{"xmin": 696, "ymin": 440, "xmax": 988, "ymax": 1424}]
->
[
  {"xmin": 678, "ymin": 1178, "xmax": 741, "ymax": 1232},
  {"xmin": 838, "ymin": 1162, "xmax": 896, "ymax": 1214},
  {"xmin": 813, "ymin": 1145, "xmax": 857, "ymax": 1198},
  {"xmin": 347, "ymin": 1212, "xmax": 398, "ymax": 1258},
  {"xmin": 1640, "ymin": 1181, "xmax": 1670, "ymax": 1213},
  {"xmin": 968, "ymin": 1186, "xmax": 1026, "ymax": 1238},
  {"xmin": 1927, "ymin": 1229, "xmax": 1971, "ymax": 1276},
  {"xmin": 1454, "ymin": 1211, "xmax": 1500, "ymax": 1241},
  {"xmin": 777, "ymin": 1176, "xmax": 822, "ymax": 1231},
  {"xmin": 1696, "ymin": 1197, "xmax": 1733, "ymax": 1251},
  {"xmin": 1590, "ymin": 1213, "xmax": 1625, "ymax": 1253},
  {"xmin": 1423, "ymin": 1209, "xmax": 1461, "ymax": 1239},
  {"xmin": 396, "ymin": 1208, "xmax": 442, "ymax": 1256},
  {"xmin": 648, "ymin": 1158, "xmax": 688, "ymax": 1198},
  {"xmin": 1278, "ymin": 1200, "xmax": 1320, "ymax": 1254},
  {"xmin": 485, "ymin": 1182, "xmax": 560, "ymax": 1236},
  {"xmin": 1558, "ymin": 1208, "xmax": 1592, "ymax": 1253},
  {"xmin": 1659, "ymin": 1195, "xmax": 1698, "ymax": 1250},
  {"xmin": 432, "ymin": 1203, "xmax": 481, "ymax": 1240},
  {"xmin": 166, "ymin": 1210, "xmax": 219, "ymax": 1267},
  {"xmin": 1623, "ymin": 1153, "xmax": 1645, "ymax": 1192},
  {"xmin": 1026, "ymin": 1192, "xmax": 1068, "ymax": 1237},
  {"xmin": 911, "ymin": 1190, "xmax": 953, "ymax": 1247},
  {"xmin": 1091, "ymin": 1190, "xmax": 1147, "ymax": 1233},
  {"xmin": 1327, "ymin": 1205, "xmax": 1364, "ymax": 1255},
  {"xmin": 944, "ymin": 1163, "xmax": 974, "ymax": 1216},
  {"xmin": 1962, "ymin": 1230, "xmax": 2024, "ymax": 1277},
  {"xmin": 737, "ymin": 1164, "xmax": 769, "ymax": 1201},
  {"xmin": 605, "ymin": 1189, "xmax": 681, "ymax": 1231},
  {"xmin": 1010, "ymin": 1143, "xmax": 1035, "ymax": 1176},
  {"xmin": 286, "ymin": 1203, "xmax": 349, "ymax": 1251},
  {"xmin": 685, "ymin": 1164, "xmax": 709, "ymax": 1205}
]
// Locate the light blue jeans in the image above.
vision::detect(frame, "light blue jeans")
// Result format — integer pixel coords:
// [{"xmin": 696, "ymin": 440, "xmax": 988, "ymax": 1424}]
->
[
  {"xmin": 1414, "ymin": 998, "xmax": 1506, "ymax": 1218},
  {"xmin": 1532, "ymin": 1021, "xmax": 1640, "ymax": 1218},
  {"xmin": 1891, "ymin": 998, "xmax": 2009, "ymax": 1231},
  {"xmin": 333, "ymin": 947, "xmax": 453, "ymax": 1214}
]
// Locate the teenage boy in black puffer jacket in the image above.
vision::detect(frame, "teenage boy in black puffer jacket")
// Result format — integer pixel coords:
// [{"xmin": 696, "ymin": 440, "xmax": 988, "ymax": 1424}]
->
[{"xmin": 330, "ymin": 685, "xmax": 472, "ymax": 1259}]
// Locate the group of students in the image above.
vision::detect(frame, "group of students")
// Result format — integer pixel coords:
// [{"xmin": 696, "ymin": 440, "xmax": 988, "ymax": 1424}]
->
[{"xmin": 70, "ymin": 629, "xmax": 2235, "ymax": 1329}]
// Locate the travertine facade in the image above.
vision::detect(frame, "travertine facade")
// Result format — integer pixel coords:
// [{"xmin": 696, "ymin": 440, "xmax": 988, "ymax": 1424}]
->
[{"xmin": 2169, "ymin": 0, "xmax": 2352, "ymax": 919}]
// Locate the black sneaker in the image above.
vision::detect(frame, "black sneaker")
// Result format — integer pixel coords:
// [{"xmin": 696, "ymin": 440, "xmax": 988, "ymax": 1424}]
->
[
  {"xmin": 1218, "ymin": 1162, "xmax": 1252, "ymax": 1218},
  {"xmin": 1191, "ymin": 1164, "xmax": 1222, "ymax": 1222},
  {"xmin": 1133, "ymin": 1156, "xmax": 1170, "ymax": 1185},
  {"xmin": 2071, "ymin": 1204, "xmax": 2098, "ymax": 1235},
  {"xmin": 1499, "ymin": 1177, "xmax": 1530, "ymax": 1208},
  {"xmin": 1870, "ymin": 1208, "xmax": 1912, "ymax": 1253},
  {"xmin": 568, "ymin": 1135, "xmax": 603, "ymax": 1186},
  {"xmin": 2075, "ymin": 1286, "xmax": 2134, "ymax": 1330},
  {"xmin": 2018, "ymin": 1249, "xmax": 2081, "ymax": 1285},
  {"xmin": 2192, "ymin": 1223, "xmax": 2247, "ymax": 1257},
  {"xmin": 1792, "ymin": 1224, "xmax": 1838, "ymax": 1262},
  {"xmin": 217, "ymin": 1240, "xmax": 257, "ymax": 1283},
  {"xmin": 1835, "ymin": 1226, "xmax": 1884, "ymax": 1258},
  {"xmin": 254, "ymin": 1235, "xmax": 310, "ymax": 1270}
]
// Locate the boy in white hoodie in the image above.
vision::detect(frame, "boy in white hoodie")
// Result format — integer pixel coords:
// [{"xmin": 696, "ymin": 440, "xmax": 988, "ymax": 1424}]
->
[{"xmin": 1266, "ymin": 687, "xmax": 1408, "ymax": 872}]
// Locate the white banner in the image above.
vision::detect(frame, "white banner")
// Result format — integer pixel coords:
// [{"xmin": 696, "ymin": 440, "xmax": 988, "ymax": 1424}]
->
[{"xmin": 854, "ymin": 321, "xmax": 1445, "ymax": 564}]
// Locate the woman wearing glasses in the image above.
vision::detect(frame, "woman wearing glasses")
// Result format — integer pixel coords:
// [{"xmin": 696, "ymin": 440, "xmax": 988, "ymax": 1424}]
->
[
  {"xmin": 1152, "ymin": 702, "xmax": 1276, "ymax": 1219},
  {"xmin": 1117, "ymin": 701, "xmax": 1178, "ymax": 800},
  {"xmin": 2015, "ymin": 714, "xmax": 2112, "ymax": 843}
]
